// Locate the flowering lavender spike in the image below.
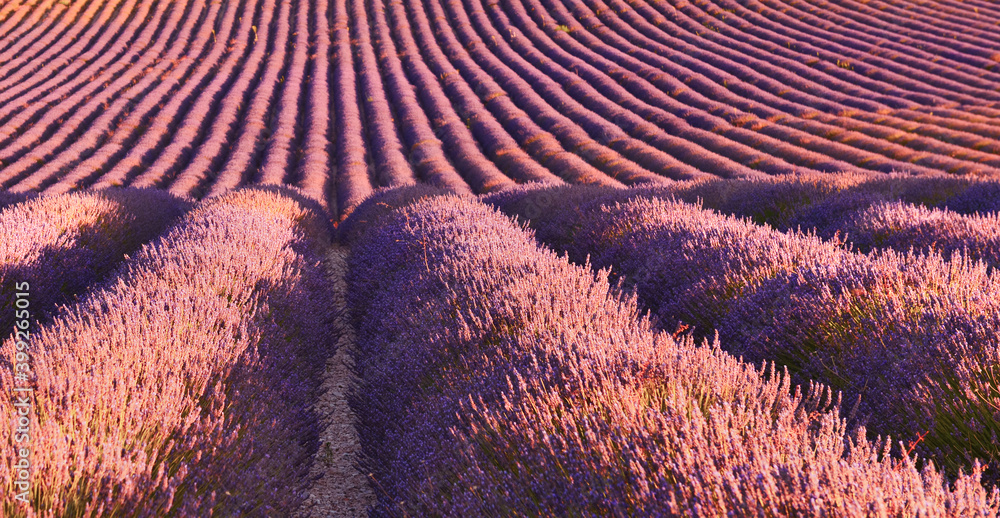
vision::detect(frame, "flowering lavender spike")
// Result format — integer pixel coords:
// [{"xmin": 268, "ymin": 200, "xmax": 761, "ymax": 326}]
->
[{"xmin": 0, "ymin": 186, "xmax": 336, "ymax": 516}]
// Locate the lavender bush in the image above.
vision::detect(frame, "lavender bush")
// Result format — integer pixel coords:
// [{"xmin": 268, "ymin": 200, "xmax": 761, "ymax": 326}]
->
[
  {"xmin": 0, "ymin": 189, "xmax": 188, "ymax": 339},
  {"xmin": 811, "ymin": 200, "xmax": 1000, "ymax": 268},
  {"xmin": 942, "ymin": 179, "xmax": 1000, "ymax": 215},
  {"xmin": 627, "ymin": 175, "xmax": 1000, "ymax": 269},
  {"xmin": 677, "ymin": 176, "xmax": 1000, "ymax": 269},
  {"xmin": 723, "ymin": 246, "xmax": 1000, "ymax": 480},
  {"xmin": 0, "ymin": 186, "xmax": 336, "ymax": 516},
  {"xmin": 665, "ymin": 173, "xmax": 982, "ymax": 230},
  {"xmin": 0, "ymin": 191, "xmax": 30, "ymax": 211},
  {"xmin": 336, "ymin": 184, "xmax": 455, "ymax": 245},
  {"xmin": 347, "ymin": 193, "xmax": 998, "ymax": 515},
  {"xmin": 667, "ymin": 173, "xmax": 872, "ymax": 228},
  {"xmin": 487, "ymin": 183, "xmax": 1000, "ymax": 484}
]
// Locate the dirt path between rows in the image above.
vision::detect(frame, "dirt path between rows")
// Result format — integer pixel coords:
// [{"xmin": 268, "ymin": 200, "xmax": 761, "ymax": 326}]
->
[{"xmin": 297, "ymin": 244, "xmax": 374, "ymax": 517}]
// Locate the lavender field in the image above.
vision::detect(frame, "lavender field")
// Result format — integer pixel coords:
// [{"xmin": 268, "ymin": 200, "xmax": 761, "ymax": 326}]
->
[{"xmin": 3, "ymin": 0, "xmax": 1000, "ymax": 515}]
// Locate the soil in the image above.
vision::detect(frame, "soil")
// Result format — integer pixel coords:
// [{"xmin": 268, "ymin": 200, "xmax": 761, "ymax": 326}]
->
[{"xmin": 296, "ymin": 244, "xmax": 374, "ymax": 517}]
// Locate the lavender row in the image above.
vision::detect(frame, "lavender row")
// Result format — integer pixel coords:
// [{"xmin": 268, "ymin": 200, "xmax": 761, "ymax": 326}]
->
[
  {"xmin": 294, "ymin": 0, "xmax": 332, "ymax": 205},
  {"xmin": 257, "ymin": 0, "xmax": 310, "ymax": 187},
  {"xmin": 649, "ymin": 0, "xmax": 1000, "ymax": 152},
  {"xmin": 667, "ymin": 0, "xmax": 1000, "ymax": 103},
  {"xmin": 498, "ymin": 0, "xmax": 776, "ymax": 178},
  {"xmin": 417, "ymin": 0, "xmax": 644, "ymax": 186},
  {"xmin": 99, "ymin": 0, "xmax": 251, "ymax": 190},
  {"xmin": 556, "ymin": 173, "xmax": 1000, "ymax": 263},
  {"xmin": 14, "ymin": 0, "xmax": 200, "ymax": 194},
  {"xmin": 0, "ymin": 188, "xmax": 188, "ymax": 342},
  {"xmin": 368, "ymin": 0, "xmax": 508, "ymax": 194},
  {"xmin": 384, "ymin": 0, "xmax": 564, "ymax": 186},
  {"xmin": 0, "ymin": 0, "xmax": 148, "ymax": 183},
  {"xmin": 336, "ymin": 183, "xmax": 454, "ymax": 244},
  {"xmin": 750, "ymin": 0, "xmax": 1000, "ymax": 97},
  {"xmin": 332, "ymin": 0, "xmax": 373, "ymax": 217},
  {"xmin": 349, "ymin": 0, "xmax": 417, "ymax": 190},
  {"xmin": 456, "ymin": 0, "xmax": 705, "ymax": 181},
  {"xmin": 379, "ymin": 0, "xmax": 550, "ymax": 191},
  {"xmin": 202, "ymin": 0, "xmax": 295, "ymax": 198},
  {"xmin": 524, "ymin": 0, "xmax": 966, "ymax": 177},
  {"xmin": 346, "ymin": 187, "xmax": 998, "ymax": 515},
  {"xmin": 0, "ymin": 0, "xmax": 106, "ymax": 114},
  {"xmin": 165, "ymin": 0, "xmax": 280, "ymax": 198},
  {"xmin": 486, "ymin": 183, "xmax": 1000, "ymax": 481},
  {"xmin": 721, "ymin": 0, "xmax": 1000, "ymax": 91},
  {"xmin": 0, "ymin": 0, "xmax": 53, "ymax": 63},
  {"xmin": 476, "ymin": 0, "xmax": 716, "ymax": 180},
  {"xmin": 659, "ymin": 175, "xmax": 1000, "ymax": 267},
  {"xmin": 45, "ymin": 0, "xmax": 214, "ymax": 195},
  {"xmin": 0, "ymin": 187, "xmax": 335, "ymax": 516},
  {"xmin": 789, "ymin": 197, "xmax": 1000, "ymax": 270},
  {"xmin": 516, "ymin": 0, "xmax": 883, "ymax": 177},
  {"xmin": 701, "ymin": 0, "xmax": 1000, "ymax": 101},
  {"xmin": 557, "ymin": 0, "xmax": 1000, "ymax": 175},
  {"xmin": 784, "ymin": 0, "xmax": 1000, "ymax": 61},
  {"xmin": 562, "ymin": 0, "xmax": 1000, "ymax": 175},
  {"xmin": 661, "ymin": 173, "xmax": 977, "ymax": 227},
  {"xmin": 849, "ymin": 0, "xmax": 1000, "ymax": 41},
  {"xmin": 0, "ymin": 0, "xmax": 55, "ymax": 50}
]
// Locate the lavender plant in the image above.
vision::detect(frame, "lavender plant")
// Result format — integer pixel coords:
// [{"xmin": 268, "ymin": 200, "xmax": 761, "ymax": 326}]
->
[
  {"xmin": 347, "ymin": 192, "xmax": 998, "ymax": 515},
  {"xmin": 0, "ymin": 186, "xmax": 336, "ymax": 516},
  {"xmin": 723, "ymin": 246, "xmax": 1000, "ymax": 479},
  {"xmin": 814, "ymin": 200, "xmax": 1000, "ymax": 268},
  {"xmin": 487, "ymin": 183, "xmax": 1000, "ymax": 484},
  {"xmin": 336, "ymin": 184, "xmax": 455, "ymax": 245},
  {"xmin": 668, "ymin": 173, "xmax": 870, "ymax": 228},
  {"xmin": 0, "ymin": 189, "xmax": 188, "ymax": 339},
  {"xmin": 944, "ymin": 179, "xmax": 1000, "ymax": 215}
]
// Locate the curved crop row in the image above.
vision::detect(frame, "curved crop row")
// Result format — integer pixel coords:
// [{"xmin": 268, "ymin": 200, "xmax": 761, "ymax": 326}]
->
[
  {"xmin": 368, "ymin": 0, "xmax": 506, "ymax": 194},
  {"xmin": 294, "ymin": 0, "xmax": 333, "ymax": 205},
  {"xmin": 1, "ymin": 0, "xmax": 999, "ymax": 217},
  {"xmin": 350, "ymin": 0, "xmax": 417, "ymax": 190},
  {"xmin": 94, "ymin": 0, "xmax": 250, "ymax": 190},
  {"xmin": 486, "ymin": 184, "xmax": 1000, "ymax": 481},
  {"xmin": 200, "ymin": 0, "xmax": 294, "ymax": 198},
  {"xmin": 44, "ymin": 0, "xmax": 217, "ymax": 195},
  {"xmin": 649, "ymin": 174, "xmax": 1000, "ymax": 265},
  {"xmin": 0, "ymin": 0, "xmax": 60, "ymax": 64},
  {"xmin": 632, "ymin": 0, "xmax": 1000, "ymax": 159},
  {"xmin": 386, "ymin": 0, "xmax": 567, "ymax": 187},
  {"xmin": 456, "ymin": 0, "xmax": 704, "ymax": 181},
  {"xmin": 660, "ymin": 173, "xmax": 993, "ymax": 227},
  {"xmin": 418, "ymin": 0, "xmax": 647, "ymax": 186},
  {"xmin": 0, "ymin": 187, "xmax": 335, "ymax": 516},
  {"xmin": 372, "ymin": 0, "xmax": 521, "ymax": 192},
  {"xmin": 0, "ymin": 0, "xmax": 113, "ymax": 114},
  {"xmin": 0, "ymin": 189, "xmax": 187, "ymax": 340},
  {"xmin": 808, "ymin": 199, "xmax": 1000, "ymax": 268},
  {"xmin": 13, "ymin": 0, "xmax": 202, "ymax": 194},
  {"xmin": 257, "ymin": 0, "xmax": 311, "ymax": 187},
  {"xmin": 347, "ymin": 188, "xmax": 998, "ymax": 515},
  {"xmin": 0, "ymin": 0, "xmax": 147, "ymax": 177},
  {"xmin": 164, "ymin": 0, "xmax": 280, "ymax": 198},
  {"xmin": 553, "ymin": 0, "xmax": 1000, "ymax": 175}
]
